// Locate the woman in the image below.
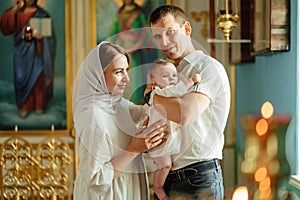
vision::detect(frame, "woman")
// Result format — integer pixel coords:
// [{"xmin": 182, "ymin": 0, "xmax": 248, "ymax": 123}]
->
[{"xmin": 72, "ymin": 41, "xmax": 168, "ymax": 200}]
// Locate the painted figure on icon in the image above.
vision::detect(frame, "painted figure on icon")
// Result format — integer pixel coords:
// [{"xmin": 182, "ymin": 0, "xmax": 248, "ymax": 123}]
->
[
  {"xmin": 0, "ymin": 0, "xmax": 56, "ymax": 118},
  {"xmin": 109, "ymin": 0, "xmax": 150, "ymax": 104}
]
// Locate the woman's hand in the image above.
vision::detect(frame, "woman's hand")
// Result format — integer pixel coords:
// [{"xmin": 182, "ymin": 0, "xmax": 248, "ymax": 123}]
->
[
  {"xmin": 111, "ymin": 119, "xmax": 168, "ymax": 178},
  {"xmin": 127, "ymin": 119, "xmax": 168, "ymax": 153}
]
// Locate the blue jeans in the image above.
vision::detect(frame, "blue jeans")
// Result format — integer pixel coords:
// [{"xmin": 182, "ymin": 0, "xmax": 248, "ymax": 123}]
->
[{"xmin": 158, "ymin": 159, "xmax": 224, "ymax": 200}]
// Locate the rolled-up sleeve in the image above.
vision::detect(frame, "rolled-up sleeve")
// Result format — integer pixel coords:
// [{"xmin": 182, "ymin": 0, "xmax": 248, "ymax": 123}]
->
[
  {"xmin": 76, "ymin": 145, "xmax": 114, "ymax": 196},
  {"xmin": 90, "ymin": 160, "xmax": 114, "ymax": 194}
]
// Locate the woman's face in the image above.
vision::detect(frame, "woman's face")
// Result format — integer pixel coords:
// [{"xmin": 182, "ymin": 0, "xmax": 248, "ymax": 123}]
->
[{"xmin": 104, "ymin": 55, "xmax": 130, "ymax": 95}]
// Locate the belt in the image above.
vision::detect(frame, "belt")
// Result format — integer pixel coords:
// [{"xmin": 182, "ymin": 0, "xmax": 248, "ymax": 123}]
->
[{"xmin": 167, "ymin": 159, "xmax": 221, "ymax": 181}]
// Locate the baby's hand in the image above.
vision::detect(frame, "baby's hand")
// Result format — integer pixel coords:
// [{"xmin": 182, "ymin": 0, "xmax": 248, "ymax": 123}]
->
[
  {"xmin": 191, "ymin": 73, "xmax": 201, "ymax": 85},
  {"xmin": 184, "ymin": 73, "xmax": 201, "ymax": 88}
]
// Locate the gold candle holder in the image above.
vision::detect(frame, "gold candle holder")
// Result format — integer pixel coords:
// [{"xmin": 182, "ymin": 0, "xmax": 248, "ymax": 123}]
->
[{"xmin": 216, "ymin": 0, "xmax": 239, "ymax": 41}]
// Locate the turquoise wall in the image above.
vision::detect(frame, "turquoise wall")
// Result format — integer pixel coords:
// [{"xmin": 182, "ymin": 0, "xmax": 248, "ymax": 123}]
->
[{"xmin": 235, "ymin": 0, "xmax": 299, "ymax": 195}]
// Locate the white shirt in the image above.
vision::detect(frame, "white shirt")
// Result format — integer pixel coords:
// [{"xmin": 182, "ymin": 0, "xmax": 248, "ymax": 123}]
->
[{"xmin": 171, "ymin": 50, "xmax": 231, "ymax": 170}]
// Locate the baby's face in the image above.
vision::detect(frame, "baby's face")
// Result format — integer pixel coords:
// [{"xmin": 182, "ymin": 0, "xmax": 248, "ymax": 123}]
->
[{"xmin": 151, "ymin": 63, "xmax": 179, "ymax": 88}]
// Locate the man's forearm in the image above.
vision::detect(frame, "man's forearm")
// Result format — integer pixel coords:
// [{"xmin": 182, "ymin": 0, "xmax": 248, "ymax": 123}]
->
[
  {"xmin": 153, "ymin": 95, "xmax": 182, "ymax": 124},
  {"xmin": 153, "ymin": 92, "xmax": 210, "ymax": 125}
]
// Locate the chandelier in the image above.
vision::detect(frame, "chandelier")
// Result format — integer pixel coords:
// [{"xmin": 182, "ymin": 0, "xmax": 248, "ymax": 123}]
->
[{"xmin": 216, "ymin": 0, "xmax": 239, "ymax": 41}]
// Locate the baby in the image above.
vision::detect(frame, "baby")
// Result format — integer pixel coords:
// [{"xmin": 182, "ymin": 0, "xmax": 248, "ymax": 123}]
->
[{"xmin": 145, "ymin": 59, "xmax": 201, "ymax": 200}]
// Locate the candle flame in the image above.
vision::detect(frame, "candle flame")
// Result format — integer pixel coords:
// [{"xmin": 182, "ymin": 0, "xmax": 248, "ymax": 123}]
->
[{"xmin": 232, "ymin": 186, "xmax": 249, "ymax": 200}]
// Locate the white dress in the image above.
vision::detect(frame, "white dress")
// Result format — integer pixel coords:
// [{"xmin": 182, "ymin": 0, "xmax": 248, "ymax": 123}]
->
[
  {"xmin": 146, "ymin": 81, "xmax": 188, "ymax": 164},
  {"xmin": 72, "ymin": 42, "xmax": 150, "ymax": 200},
  {"xmin": 73, "ymin": 98, "xmax": 149, "ymax": 200}
]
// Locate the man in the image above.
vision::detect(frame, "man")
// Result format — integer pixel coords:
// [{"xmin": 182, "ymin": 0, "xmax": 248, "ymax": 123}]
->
[{"xmin": 147, "ymin": 5, "xmax": 231, "ymax": 199}]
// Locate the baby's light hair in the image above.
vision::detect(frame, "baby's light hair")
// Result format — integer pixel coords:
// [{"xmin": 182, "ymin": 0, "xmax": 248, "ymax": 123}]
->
[{"xmin": 150, "ymin": 59, "xmax": 175, "ymax": 78}]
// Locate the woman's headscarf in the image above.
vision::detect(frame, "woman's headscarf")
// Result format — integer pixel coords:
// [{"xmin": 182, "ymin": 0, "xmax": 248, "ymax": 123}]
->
[
  {"xmin": 73, "ymin": 41, "xmax": 130, "ymax": 116},
  {"xmin": 72, "ymin": 41, "xmax": 136, "ymax": 162}
]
